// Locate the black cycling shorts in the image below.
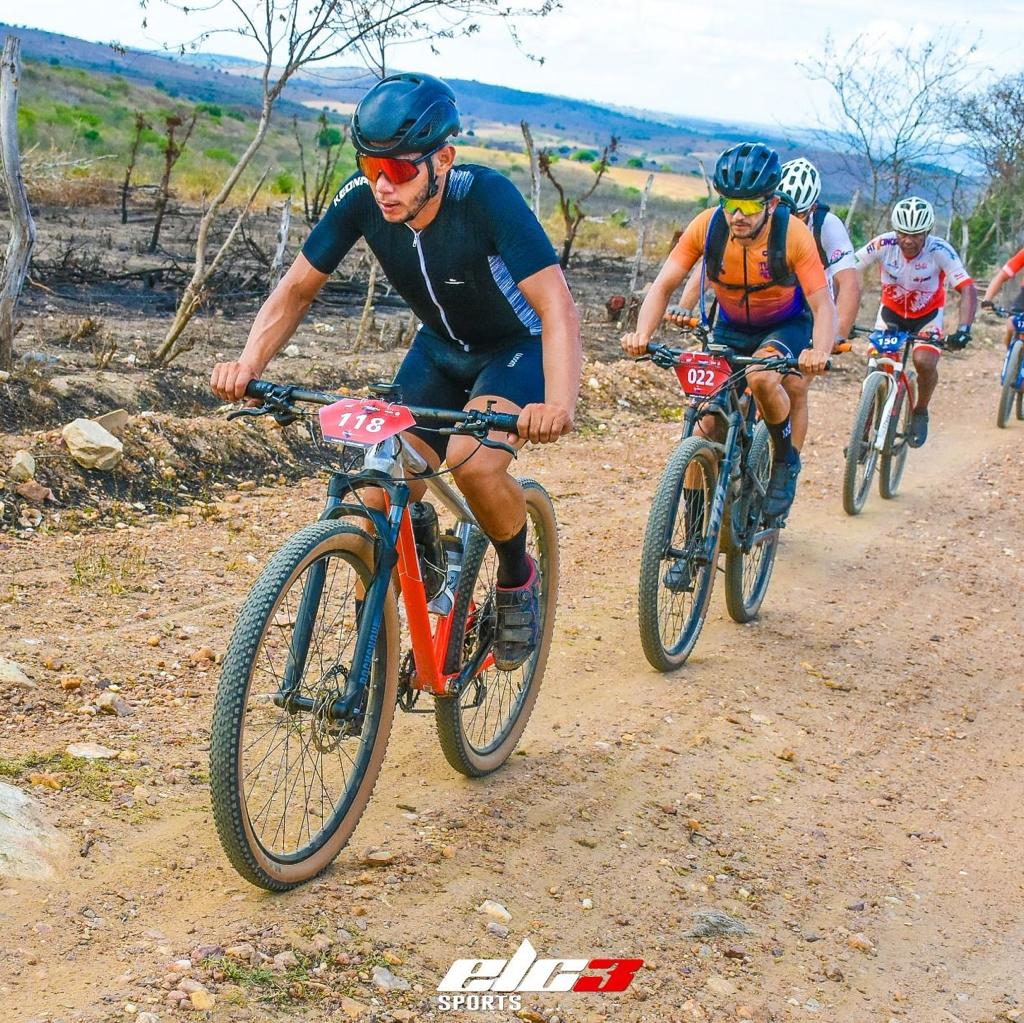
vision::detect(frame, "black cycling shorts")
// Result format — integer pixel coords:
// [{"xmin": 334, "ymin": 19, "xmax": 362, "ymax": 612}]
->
[
  {"xmin": 392, "ymin": 330, "xmax": 545, "ymax": 461},
  {"xmin": 713, "ymin": 313, "xmax": 813, "ymax": 359}
]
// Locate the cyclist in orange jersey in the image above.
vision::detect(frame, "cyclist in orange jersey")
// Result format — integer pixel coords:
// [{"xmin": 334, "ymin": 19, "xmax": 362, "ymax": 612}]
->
[
  {"xmin": 982, "ymin": 245, "xmax": 1024, "ymax": 347},
  {"xmin": 623, "ymin": 142, "xmax": 836, "ymax": 519}
]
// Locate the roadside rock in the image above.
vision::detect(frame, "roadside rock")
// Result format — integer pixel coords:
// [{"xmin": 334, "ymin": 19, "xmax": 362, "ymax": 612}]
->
[
  {"xmin": 684, "ymin": 908, "xmax": 751, "ymax": 938},
  {"xmin": 62, "ymin": 418, "xmax": 124, "ymax": 471},
  {"xmin": 0, "ymin": 781, "xmax": 72, "ymax": 879},
  {"xmin": 66, "ymin": 741, "xmax": 117, "ymax": 760},
  {"xmin": 478, "ymin": 899, "xmax": 513, "ymax": 924},
  {"xmin": 9, "ymin": 450, "xmax": 35, "ymax": 482},
  {"xmin": 0, "ymin": 656, "xmax": 35, "ymax": 690},
  {"xmin": 371, "ymin": 965, "xmax": 410, "ymax": 992},
  {"xmin": 96, "ymin": 692, "xmax": 133, "ymax": 717}
]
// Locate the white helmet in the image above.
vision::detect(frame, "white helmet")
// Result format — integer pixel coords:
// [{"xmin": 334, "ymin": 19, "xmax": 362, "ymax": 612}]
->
[
  {"xmin": 777, "ymin": 157, "xmax": 821, "ymax": 213},
  {"xmin": 891, "ymin": 196, "xmax": 934, "ymax": 234}
]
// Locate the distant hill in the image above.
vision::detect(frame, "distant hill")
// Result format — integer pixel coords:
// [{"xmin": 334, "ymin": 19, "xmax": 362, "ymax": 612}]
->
[{"xmin": 1, "ymin": 21, "xmax": 878, "ymax": 202}]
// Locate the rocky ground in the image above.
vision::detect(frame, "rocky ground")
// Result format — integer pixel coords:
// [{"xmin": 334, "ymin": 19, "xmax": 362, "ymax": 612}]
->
[{"xmin": 1, "ymin": 329, "xmax": 1022, "ymax": 1023}]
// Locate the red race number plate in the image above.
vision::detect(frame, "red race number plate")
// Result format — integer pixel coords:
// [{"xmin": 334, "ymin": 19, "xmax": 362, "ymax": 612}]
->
[
  {"xmin": 674, "ymin": 352, "xmax": 731, "ymax": 397},
  {"xmin": 319, "ymin": 398, "xmax": 416, "ymax": 446}
]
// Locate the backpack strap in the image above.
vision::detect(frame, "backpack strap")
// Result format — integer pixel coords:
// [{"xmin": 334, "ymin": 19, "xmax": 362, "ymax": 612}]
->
[
  {"xmin": 767, "ymin": 203, "xmax": 796, "ymax": 287},
  {"xmin": 811, "ymin": 203, "xmax": 830, "ymax": 267}
]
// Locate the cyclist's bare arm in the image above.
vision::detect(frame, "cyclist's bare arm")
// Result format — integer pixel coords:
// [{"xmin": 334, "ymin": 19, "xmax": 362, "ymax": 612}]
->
[
  {"xmin": 832, "ymin": 267, "xmax": 861, "ymax": 339},
  {"xmin": 211, "ymin": 254, "xmax": 330, "ymax": 401},
  {"xmin": 803, "ymin": 285, "xmax": 838, "ymax": 374},
  {"xmin": 516, "ymin": 264, "xmax": 581, "ymax": 443},
  {"xmin": 676, "ymin": 267, "xmax": 704, "ymax": 316},
  {"xmin": 955, "ymin": 280, "xmax": 979, "ymax": 328},
  {"xmin": 622, "ymin": 251, "xmax": 696, "ymax": 356},
  {"xmin": 983, "ymin": 269, "xmax": 1012, "ymax": 304}
]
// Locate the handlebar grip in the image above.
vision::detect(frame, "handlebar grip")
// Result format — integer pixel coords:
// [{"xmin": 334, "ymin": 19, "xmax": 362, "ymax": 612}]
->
[
  {"xmin": 487, "ymin": 412, "xmax": 521, "ymax": 436},
  {"xmin": 244, "ymin": 379, "xmax": 275, "ymax": 400}
]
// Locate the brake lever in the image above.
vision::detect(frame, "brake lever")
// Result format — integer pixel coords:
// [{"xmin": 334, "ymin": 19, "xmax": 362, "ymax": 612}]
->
[
  {"xmin": 478, "ymin": 435, "xmax": 519, "ymax": 458},
  {"xmin": 226, "ymin": 406, "xmax": 268, "ymax": 422}
]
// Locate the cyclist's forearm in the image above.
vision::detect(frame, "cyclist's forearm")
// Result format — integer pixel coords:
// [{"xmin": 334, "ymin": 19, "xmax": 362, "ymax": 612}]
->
[
  {"xmin": 807, "ymin": 288, "xmax": 838, "ymax": 353},
  {"xmin": 983, "ymin": 270, "xmax": 1010, "ymax": 303},
  {"xmin": 833, "ymin": 269, "xmax": 860, "ymax": 338},
  {"xmin": 957, "ymin": 283, "xmax": 978, "ymax": 327},
  {"xmin": 636, "ymin": 276, "xmax": 679, "ymax": 341},
  {"xmin": 238, "ymin": 286, "xmax": 314, "ymax": 373},
  {"xmin": 542, "ymin": 313, "xmax": 582, "ymax": 413}
]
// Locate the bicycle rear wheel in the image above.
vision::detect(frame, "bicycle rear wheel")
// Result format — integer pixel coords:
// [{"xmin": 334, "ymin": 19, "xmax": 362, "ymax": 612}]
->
[
  {"xmin": 842, "ymin": 373, "xmax": 887, "ymax": 516},
  {"xmin": 997, "ymin": 341, "xmax": 1024, "ymax": 428},
  {"xmin": 434, "ymin": 480, "xmax": 558, "ymax": 777},
  {"xmin": 637, "ymin": 437, "xmax": 719, "ymax": 671},
  {"xmin": 210, "ymin": 521, "xmax": 399, "ymax": 890},
  {"xmin": 723, "ymin": 423, "xmax": 779, "ymax": 623},
  {"xmin": 879, "ymin": 378, "xmax": 914, "ymax": 499}
]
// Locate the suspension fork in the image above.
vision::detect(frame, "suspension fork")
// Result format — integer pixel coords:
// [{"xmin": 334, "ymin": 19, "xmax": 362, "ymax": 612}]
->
[{"xmin": 700, "ymin": 414, "xmax": 741, "ymax": 562}]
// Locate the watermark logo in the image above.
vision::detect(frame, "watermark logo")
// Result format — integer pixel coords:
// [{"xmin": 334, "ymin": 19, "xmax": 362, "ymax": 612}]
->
[{"xmin": 435, "ymin": 939, "xmax": 643, "ymax": 1013}]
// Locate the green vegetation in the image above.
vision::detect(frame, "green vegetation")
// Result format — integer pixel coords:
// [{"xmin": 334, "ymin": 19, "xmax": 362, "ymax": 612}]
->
[{"xmin": 16, "ymin": 59, "xmax": 357, "ymax": 204}]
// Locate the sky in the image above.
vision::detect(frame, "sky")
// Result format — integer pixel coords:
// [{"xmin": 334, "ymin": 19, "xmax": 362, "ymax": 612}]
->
[{"xmin": 9, "ymin": 0, "xmax": 1024, "ymax": 128}]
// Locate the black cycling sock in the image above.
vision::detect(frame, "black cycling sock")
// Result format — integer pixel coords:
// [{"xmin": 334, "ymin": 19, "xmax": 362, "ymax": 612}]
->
[
  {"xmin": 494, "ymin": 524, "xmax": 531, "ymax": 588},
  {"xmin": 766, "ymin": 416, "xmax": 796, "ymax": 465}
]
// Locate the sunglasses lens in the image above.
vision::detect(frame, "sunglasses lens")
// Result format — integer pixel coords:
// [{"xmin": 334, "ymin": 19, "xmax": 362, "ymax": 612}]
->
[
  {"xmin": 357, "ymin": 154, "xmax": 420, "ymax": 184},
  {"xmin": 722, "ymin": 198, "xmax": 765, "ymax": 216}
]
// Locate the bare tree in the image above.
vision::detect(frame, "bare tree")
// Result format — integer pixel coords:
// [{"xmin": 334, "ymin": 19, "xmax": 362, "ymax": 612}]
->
[
  {"xmin": 802, "ymin": 32, "xmax": 975, "ymax": 228},
  {"xmin": 0, "ymin": 35, "xmax": 36, "ymax": 373},
  {"xmin": 539, "ymin": 136, "xmax": 618, "ymax": 269},
  {"xmin": 149, "ymin": 0, "xmax": 557, "ymax": 367},
  {"xmin": 149, "ymin": 110, "xmax": 198, "ymax": 253},
  {"xmin": 121, "ymin": 111, "xmax": 151, "ymax": 225},
  {"xmin": 294, "ymin": 111, "xmax": 347, "ymax": 225},
  {"xmin": 520, "ymin": 119, "xmax": 541, "ymax": 218}
]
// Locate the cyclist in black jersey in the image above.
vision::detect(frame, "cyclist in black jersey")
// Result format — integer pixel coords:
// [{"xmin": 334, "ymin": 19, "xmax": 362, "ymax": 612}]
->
[{"xmin": 212, "ymin": 73, "xmax": 581, "ymax": 670}]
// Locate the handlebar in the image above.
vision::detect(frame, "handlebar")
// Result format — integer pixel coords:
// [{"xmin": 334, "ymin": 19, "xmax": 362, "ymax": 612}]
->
[
  {"xmin": 850, "ymin": 324, "xmax": 945, "ymax": 344},
  {"xmin": 646, "ymin": 342, "xmax": 831, "ymax": 373},
  {"xmin": 239, "ymin": 379, "xmax": 521, "ymax": 437}
]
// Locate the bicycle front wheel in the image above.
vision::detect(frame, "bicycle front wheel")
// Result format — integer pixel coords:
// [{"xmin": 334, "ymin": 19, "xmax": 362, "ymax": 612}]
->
[
  {"xmin": 434, "ymin": 480, "xmax": 558, "ymax": 778},
  {"xmin": 637, "ymin": 437, "xmax": 720, "ymax": 672},
  {"xmin": 723, "ymin": 423, "xmax": 779, "ymax": 623},
  {"xmin": 842, "ymin": 373, "xmax": 887, "ymax": 516},
  {"xmin": 210, "ymin": 521, "xmax": 399, "ymax": 891},
  {"xmin": 879, "ymin": 378, "xmax": 914, "ymax": 499},
  {"xmin": 997, "ymin": 341, "xmax": 1024, "ymax": 428}
]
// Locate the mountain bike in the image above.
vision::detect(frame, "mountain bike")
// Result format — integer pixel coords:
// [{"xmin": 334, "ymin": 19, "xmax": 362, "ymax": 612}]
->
[
  {"xmin": 636, "ymin": 322, "xmax": 818, "ymax": 671},
  {"xmin": 841, "ymin": 325, "xmax": 944, "ymax": 516},
  {"xmin": 990, "ymin": 306, "xmax": 1024, "ymax": 428},
  {"xmin": 209, "ymin": 380, "xmax": 558, "ymax": 890}
]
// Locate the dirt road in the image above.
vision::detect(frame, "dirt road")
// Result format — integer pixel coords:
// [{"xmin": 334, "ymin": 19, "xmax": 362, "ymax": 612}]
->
[{"xmin": 1, "ymin": 344, "xmax": 1022, "ymax": 1023}]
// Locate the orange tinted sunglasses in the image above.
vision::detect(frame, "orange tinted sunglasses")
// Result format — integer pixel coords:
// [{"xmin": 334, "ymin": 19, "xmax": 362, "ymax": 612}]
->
[{"xmin": 357, "ymin": 148, "xmax": 438, "ymax": 185}]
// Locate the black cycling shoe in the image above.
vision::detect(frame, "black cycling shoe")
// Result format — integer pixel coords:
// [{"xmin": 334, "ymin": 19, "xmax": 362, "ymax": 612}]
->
[
  {"xmin": 662, "ymin": 557, "xmax": 695, "ymax": 593},
  {"xmin": 764, "ymin": 455, "xmax": 801, "ymax": 520},
  {"xmin": 493, "ymin": 557, "xmax": 540, "ymax": 671},
  {"xmin": 907, "ymin": 409, "xmax": 929, "ymax": 448}
]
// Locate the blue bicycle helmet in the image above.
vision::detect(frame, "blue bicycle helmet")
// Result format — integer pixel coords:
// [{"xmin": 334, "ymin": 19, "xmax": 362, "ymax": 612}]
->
[
  {"xmin": 351, "ymin": 72, "xmax": 461, "ymax": 156},
  {"xmin": 713, "ymin": 142, "xmax": 782, "ymax": 199}
]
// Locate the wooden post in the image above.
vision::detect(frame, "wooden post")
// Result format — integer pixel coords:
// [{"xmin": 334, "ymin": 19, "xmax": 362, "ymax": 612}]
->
[
  {"xmin": 520, "ymin": 120, "xmax": 541, "ymax": 220},
  {"xmin": 627, "ymin": 173, "xmax": 655, "ymax": 299},
  {"xmin": 269, "ymin": 196, "xmax": 292, "ymax": 293},
  {"xmin": 0, "ymin": 36, "xmax": 35, "ymax": 372},
  {"xmin": 354, "ymin": 256, "xmax": 379, "ymax": 353},
  {"xmin": 844, "ymin": 188, "xmax": 860, "ymax": 232}
]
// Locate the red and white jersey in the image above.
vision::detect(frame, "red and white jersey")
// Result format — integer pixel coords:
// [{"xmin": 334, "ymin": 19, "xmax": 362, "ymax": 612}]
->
[
  {"xmin": 855, "ymin": 233, "xmax": 973, "ymax": 320},
  {"xmin": 1001, "ymin": 247, "xmax": 1024, "ymax": 279}
]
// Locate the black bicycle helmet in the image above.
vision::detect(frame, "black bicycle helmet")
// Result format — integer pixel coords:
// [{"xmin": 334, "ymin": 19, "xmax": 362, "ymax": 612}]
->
[
  {"xmin": 713, "ymin": 142, "xmax": 782, "ymax": 199},
  {"xmin": 351, "ymin": 72, "xmax": 461, "ymax": 156}
]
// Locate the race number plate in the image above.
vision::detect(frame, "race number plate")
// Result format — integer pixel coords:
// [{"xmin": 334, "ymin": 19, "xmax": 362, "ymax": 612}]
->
[
  {"xmin": 318, "ymin": 398, "xmax": 416, "ymax": 446},
  {"xmin": 673, "ymin": 352, "xmax": 731, "ymax": 397}
]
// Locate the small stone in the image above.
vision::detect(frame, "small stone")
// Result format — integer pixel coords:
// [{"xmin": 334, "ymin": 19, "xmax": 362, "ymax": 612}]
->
[
  {"xmin": 96, "ymin": 692, "xmax": 133, "ymax": 717},
  {"xmin": 273, "ymin": 950, "xmax": 298, "ymax": 971},
  {"xmin": 15, "ymin": 480, "xmax": 54, "ymax": 505},
  {"xmin": 284, "ymin": 344, "xmax": 301, "ymax": 357},
  {"xmin": 62, "ymin": 418, "xmax": 124, "ymax": 470},
  {"xmin": 9, "ymin": 450, "xmax": 35, "ymax": 483},
  {"xmin": 847, "ymin": 932, "xmax": 875, "ymax": 954},
  {"xmin": 581, "ymin": 898, "xmax": 594, "ymax": 910},
  {"xmin": 361, "ymin": 847, "xmax": 395, "ymax": 866},
  {"xmin": 41, "ymin": 652, "xmax": 64, "ymax": 671},
  {"xmin": 340, "ymin": 996, "xmax": 369, "ymax": 1018},
  {"xmin": 684, "ymin": 908, "xmax": 750, "ymax": 938},
  {"xmin": 192, "ymin": 647, "xmax": 216, "ymax": 664},
  {"xmin": 805, "ymin": 997, "xmax": 822, "ymax": 1012},
  {"xmin": 225, "ymin": 943, "xmax": 255, "ymax": 961},
  {"xmin": 66, "ymin": 742, "xmax": 117, "ymax": 760},
  {"xmin": 487, "ymin": 922, "xmax": 509, "ymax": 938},
  {"xmin": 705, "ymin": 975, "xmax": 737, "ymax": 997},
  {"xmin": 189, "ymin": 989, "xmax": 215, "ymax": 1010},
  {"xmin": 371, "ymin": 965, "xmax": 410, "ymax": 992},
  {"xmin": 477, "ymin": 899, "xmax": 512, "ymax": 924},
  {"xmin": 847, "ymin": 901, "xmax": 865, "ymax": 912},
  {"xmin": 136, "ymin": 1013, "xmax": 160, "ymax": 1023},
  {"xmin": 574, "ymin": 836, "xmax": 598, "ymax": 849},
  {"xmin": 0, "ymin": 656, "xmax": 35, "ymax": 690},
  {"xmin": 776, "ymin": 748, "xmax": 795, "ymax": 762},
  {"xmin": 146, "ymin": 635, "xmax": 162, "ymax": 648},
  {"xmin": 61, "ymin": 676, "xmax": 84, "ymax": 691},
  {"xmin": 824, "ymin": 962, "xmax": 844, "ymax": 981}
]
